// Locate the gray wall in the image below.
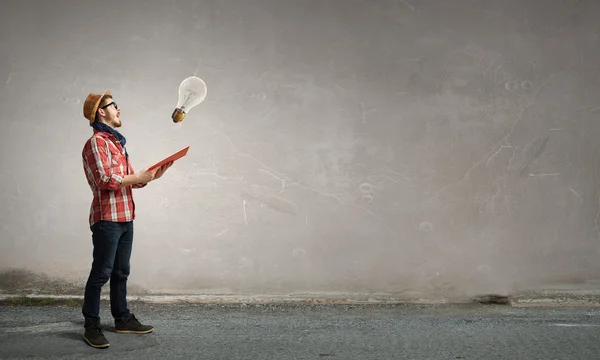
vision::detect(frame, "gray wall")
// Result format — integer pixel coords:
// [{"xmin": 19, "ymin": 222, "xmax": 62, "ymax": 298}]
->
[{"xmin": 1, "ymin": 0, "xmax": 599, "ymax": 298}]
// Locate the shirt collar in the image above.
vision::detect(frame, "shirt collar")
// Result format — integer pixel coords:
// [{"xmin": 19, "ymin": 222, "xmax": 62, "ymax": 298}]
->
[{"xmin": 93, "ymin": 129, "xmax": 120, "ymax": 146}]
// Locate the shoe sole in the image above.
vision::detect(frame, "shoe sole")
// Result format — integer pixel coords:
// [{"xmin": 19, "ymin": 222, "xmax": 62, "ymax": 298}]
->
[
  {"xmin": 83, "ymin": 336, "xmax": 110, "ymax": 349},
  {"xmin": 114, "ymin": 328, "xmax": 155, "ymax": 334}
]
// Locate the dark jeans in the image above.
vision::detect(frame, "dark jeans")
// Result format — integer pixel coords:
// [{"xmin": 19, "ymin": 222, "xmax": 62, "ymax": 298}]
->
[{"xmin": 82, "ymin": 220, "xmax": 134, "ymax": 328}]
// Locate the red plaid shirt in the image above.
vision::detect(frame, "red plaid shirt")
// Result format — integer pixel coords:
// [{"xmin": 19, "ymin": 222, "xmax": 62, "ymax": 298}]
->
[{"xmin": 82, "ymin": 130, "xmax": 146, "ymax": 227}]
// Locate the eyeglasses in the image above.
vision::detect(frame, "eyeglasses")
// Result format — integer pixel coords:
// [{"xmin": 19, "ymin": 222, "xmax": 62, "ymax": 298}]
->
[{"xmin": 100, "ymin": 101, "xmax": 118, "ymax": 110}]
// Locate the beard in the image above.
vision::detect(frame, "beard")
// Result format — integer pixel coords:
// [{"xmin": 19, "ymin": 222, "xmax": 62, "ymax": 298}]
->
[{"xmin": 111, "ymin": 116, "xmax": 122, "ymax": 128}]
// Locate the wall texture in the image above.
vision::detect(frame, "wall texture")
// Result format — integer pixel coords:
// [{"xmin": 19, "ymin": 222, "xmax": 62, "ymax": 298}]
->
[{"xmin": 1, "ymin": 0, "xmax": 599, "ymax": 298}]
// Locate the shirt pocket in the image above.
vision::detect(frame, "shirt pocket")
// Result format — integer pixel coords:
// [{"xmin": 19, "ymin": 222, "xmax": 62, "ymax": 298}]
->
[{"xmin": 109, "ymin": 149, "xmax": 125, "ymax": 176}]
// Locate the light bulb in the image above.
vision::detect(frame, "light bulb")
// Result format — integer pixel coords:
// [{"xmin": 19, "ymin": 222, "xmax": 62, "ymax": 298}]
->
[{"xmin": 172, "ymin": 76, "xmax": 207, "ymax": 123}]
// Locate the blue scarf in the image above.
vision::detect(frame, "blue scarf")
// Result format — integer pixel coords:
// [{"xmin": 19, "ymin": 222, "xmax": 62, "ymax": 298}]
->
[{"xmin": 92, "ymin": 121, "xmax": 127, "ymax": 152}]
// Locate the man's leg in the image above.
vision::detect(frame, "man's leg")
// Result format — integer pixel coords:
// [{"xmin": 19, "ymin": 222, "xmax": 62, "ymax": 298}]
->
[
  {"xmin": 109, "ymin": 221, "xmax": 132, "ymax": 322},
  {"xmin": 82, "ymin": 220, "xmax": 124, "ymax": 348},
  {"xmin": 112, "ymin": 221, "xmax": 155, "ymax": 334}
]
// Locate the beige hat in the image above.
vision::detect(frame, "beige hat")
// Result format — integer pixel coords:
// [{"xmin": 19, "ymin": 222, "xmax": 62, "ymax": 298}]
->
[{"xmin": 83, "ymin": 90, "xmax": 111, "ymax": 126}]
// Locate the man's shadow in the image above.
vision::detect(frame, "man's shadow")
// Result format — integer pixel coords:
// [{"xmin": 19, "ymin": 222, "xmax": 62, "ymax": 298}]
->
[{"xmin": 56, "ymin": 320, "xmax": 113, "ymax": 342}]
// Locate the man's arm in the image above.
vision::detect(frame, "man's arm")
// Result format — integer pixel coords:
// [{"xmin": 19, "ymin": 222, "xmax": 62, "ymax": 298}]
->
[
  {"xmin": 84, "ymin": 137, "xmax": 142, "ymax": 190},
  {"xmin": 126, "ymin": 159, "xmax": 148, "ymax": 189},
  {"xmin": 121, "ymin": 174, "xmax": 144, "ymax": 188}
]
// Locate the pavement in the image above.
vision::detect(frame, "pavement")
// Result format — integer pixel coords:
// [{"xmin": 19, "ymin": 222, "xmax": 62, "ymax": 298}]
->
[
  {"xmin": 2, "ymin": 302, "xmax": 600, "ymax": 359},
  {"xmin": 2, "ymin": 276, "xmax": 600, "ymax": 359}
]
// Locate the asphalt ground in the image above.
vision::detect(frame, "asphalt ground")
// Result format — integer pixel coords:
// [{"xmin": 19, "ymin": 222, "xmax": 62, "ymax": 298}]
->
[{"xmin": 1, "ymin": 302, "xmax": 600, "ymax": 359}]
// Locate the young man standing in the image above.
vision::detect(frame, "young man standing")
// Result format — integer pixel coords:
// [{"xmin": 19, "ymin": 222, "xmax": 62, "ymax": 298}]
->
[{"xmin": 81, "ymin": 90, "xmax": 173, "ymax": 349}]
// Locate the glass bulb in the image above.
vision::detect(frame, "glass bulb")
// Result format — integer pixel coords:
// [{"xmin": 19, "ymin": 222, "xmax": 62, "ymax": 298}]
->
[{"xmin": 172, "ymin": 76, "xmax": 207, "ymax": 123}]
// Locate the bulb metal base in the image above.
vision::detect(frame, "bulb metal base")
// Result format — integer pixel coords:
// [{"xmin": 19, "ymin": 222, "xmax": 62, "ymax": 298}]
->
[{"xmin": 172, "ymin": 108, "xmax": 186, "ymax": 123}]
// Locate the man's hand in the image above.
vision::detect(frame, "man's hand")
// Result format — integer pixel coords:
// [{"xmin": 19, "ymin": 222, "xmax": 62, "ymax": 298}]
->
[
  {"xmin": 133, "ymin": 161, "xmax": 173, "ymax": 187},
  {"xmin": 152, "ymin": 161, "xmax": 174, "ymax": 180},
  {"xmin": 137, "ymin": 167, "xmax": 159, "ymax": 184}
]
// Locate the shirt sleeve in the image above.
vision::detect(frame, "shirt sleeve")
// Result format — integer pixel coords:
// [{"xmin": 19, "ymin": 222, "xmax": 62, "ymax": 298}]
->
[{"xmin": 85, "ymin": 137, "xmax": 123, "ymax": 191}]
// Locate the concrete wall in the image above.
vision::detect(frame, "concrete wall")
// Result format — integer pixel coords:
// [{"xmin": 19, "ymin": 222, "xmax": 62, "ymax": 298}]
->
[{"xmin": 1, "ymin": 0, "xmax": 599, "ymax": 298}]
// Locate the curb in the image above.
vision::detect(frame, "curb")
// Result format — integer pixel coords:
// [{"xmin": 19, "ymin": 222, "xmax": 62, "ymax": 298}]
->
[
  {"xmin": 2, "ymin": 289, "xmax": 600, "ymax": 307},
  {"xmin": 0, "ymin": 293, "xmax": 465, "ymax": 305},
  {"xmin": 509, "ymin": 289, "xmax": 600, "ymax": 308}
]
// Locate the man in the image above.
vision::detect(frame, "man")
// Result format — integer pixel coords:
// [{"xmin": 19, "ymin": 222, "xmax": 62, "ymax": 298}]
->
[{"xmin": 81, "ymin": 90, "xmax": 173, "ymax": 349}]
